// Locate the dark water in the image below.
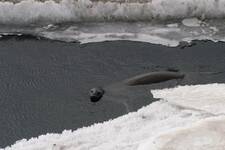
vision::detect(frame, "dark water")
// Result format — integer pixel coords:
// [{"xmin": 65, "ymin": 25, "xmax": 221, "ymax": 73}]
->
[{"xmin": 0, "ymin": 37, "xmax": 225, "ymax": 147}]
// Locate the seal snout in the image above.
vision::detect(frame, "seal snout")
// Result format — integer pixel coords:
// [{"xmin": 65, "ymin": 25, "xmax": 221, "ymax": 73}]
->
[{"xmin": 89, "ymin": 87, "xmax": 105, "ymax": 102}]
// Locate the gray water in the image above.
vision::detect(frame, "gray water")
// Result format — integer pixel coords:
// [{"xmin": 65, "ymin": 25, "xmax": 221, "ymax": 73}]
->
[{"xmin": 0, "ymin": 37, "xmax": 225, "ymax": 148}]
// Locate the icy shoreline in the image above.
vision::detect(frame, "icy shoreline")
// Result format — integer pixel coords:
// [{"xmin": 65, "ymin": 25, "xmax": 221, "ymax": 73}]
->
[
  {"xmin": 1, "ymin": 17, "xmax": 224, "ymax": 47},
  {"xmin": 3, "ymin": 83, "xmax": 225, "ymax": 150},
  {"xmin": 1, "ymin": 0, "xmax": 225, "ymax": 45},
  {"xmin": 2, "ymin": 0, "xmax": 225, "ymax": 24}
]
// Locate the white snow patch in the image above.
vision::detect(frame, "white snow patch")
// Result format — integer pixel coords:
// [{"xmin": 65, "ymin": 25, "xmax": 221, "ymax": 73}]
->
[
  {"xmin": 209, "ymin": 26, "xmax": 219, "ymax": 32},
  {"xmin": 2, "ymin": 0, "xmax": 225, "ymax": 24},
  {"xmin": 166, "ymin": 23, "xmax": 179, "ymax": 28},
  {"xmin": 182, "ymin": 18, "xmax": 203, "ymax": 27},
  {"xmin": 138, "ymin": 116, "xmax": 225, "ymax": 150},
  {"xmin": 152, "ymin": 83, "xmax": 225, "ymax": 115}
]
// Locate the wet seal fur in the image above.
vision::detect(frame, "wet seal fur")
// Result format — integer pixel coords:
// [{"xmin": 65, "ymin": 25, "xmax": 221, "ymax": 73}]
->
[{"xmin": 124, "ymin": 71, "xmax": 185, "ymax": 86}]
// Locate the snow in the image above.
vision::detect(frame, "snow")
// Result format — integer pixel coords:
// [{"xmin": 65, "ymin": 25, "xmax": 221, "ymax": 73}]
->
[
  {"xmin": 166, "ymin": 23, "xmax": 179, "ymax": 28},
  {"xmin": 2, "ymin": 0, "xmax": 225, "ymax": 24},
  {"xmin": 42, "ymin": 31, "xmax": 179, "ymax": 46},
  {"xmin": 152, "ymin": 83, "xmax": 225, "ymax": 115},
  {"xmin": 182, "ymin": 18, "xmax": 203, "ymax": 27},
  {"xmin": 2, "ymin": 83, "xmax": 225, "ymax": 150},
  {"xmin": 1, "ymin": 0, "xmax": 225, "ymax": 45},
  {"xmin": 138, "ymin": 116, "xmax": 225, "ymax": 150},
  {"xmin": 33, "ymin": 19, "xmax": 225, "ymax": 46}
]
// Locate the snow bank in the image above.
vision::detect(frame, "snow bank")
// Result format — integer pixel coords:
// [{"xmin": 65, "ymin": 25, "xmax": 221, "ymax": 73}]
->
[
  {"xmin": 1, "ymin": 0, "xmax": 225, "ymax": 45},
  {"xmin": 152, "ymin": 83, "xmax": 225, "ymax": 115},
  {"xmin": 138, "ymin": 116, "xmax": 225, "ymax": 150},
  {"xmin": 2, "ymin": 84, "xmax": 225, "ymax": 150},
  {"xmin": 2, "ymin": 0, "xmax": 225, "ymax": 24}
]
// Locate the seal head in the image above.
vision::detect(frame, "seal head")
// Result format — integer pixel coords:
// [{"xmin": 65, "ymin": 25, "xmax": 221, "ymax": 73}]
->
[{"xmin": 89, "ymin": 87, "xmax": 105, "ymax": 102}]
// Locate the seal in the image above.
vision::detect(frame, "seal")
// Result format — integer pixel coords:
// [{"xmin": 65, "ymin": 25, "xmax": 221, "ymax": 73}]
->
[
  {"xmin": 89, "ymin": 82, "xmax": 156, "ymax": 113},
  {"xmin": 89, "ymin": 71, "xmax": 185, "ymax": 112},
  {"xmin": 124, "ymin": 71, "xmax": 185, "ymax": 86},
  {"xmin": 89, "ymin": 87, "xmax": 105, "ymax": 102}
]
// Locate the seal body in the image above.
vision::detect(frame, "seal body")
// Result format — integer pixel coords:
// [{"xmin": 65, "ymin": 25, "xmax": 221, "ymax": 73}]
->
[
  {"xmin": 89, "ymin": 71, "xmax": 184, "ymax": 112},
  {"xmin": 124, "ymin": 71, "xmax": 185, "ymax": 86},
  {"xmin": 89, "ymin": 83, "xmax": 157, "ymax": 113}
]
